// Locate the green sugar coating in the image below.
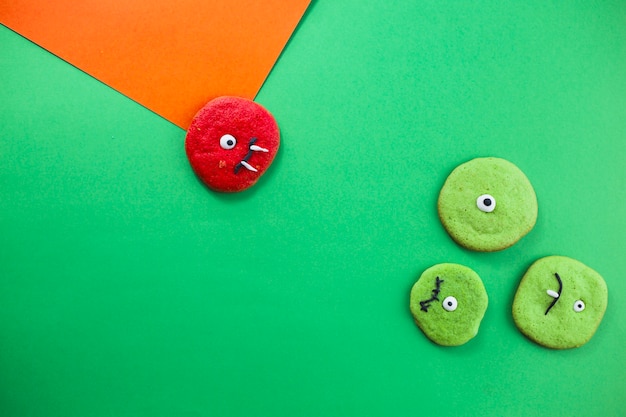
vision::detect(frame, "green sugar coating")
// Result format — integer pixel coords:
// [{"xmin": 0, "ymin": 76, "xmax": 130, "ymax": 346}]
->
[
  {"xmin": 409, "ymin": 263, "xmax": 488, "ymax": 346},
  {"xmin": 438, "ymin": 157, "xmax": 538, "ymax": 252},
  {"xmin": 512, "ymin": 256, "xmax": 608, "ymax": 349}
]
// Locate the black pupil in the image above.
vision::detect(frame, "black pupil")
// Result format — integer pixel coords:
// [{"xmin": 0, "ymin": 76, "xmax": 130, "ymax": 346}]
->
[
  {"xmin": 227, "ymin": 140, "xmax": 234, "ymax": 146},
  {"xmin": 483, "ymin": 198, "xmax": 492, "ymax": 206},
  {"xmin": 448, "ymin": 302, "xmax": 453, "ymax": 306}
]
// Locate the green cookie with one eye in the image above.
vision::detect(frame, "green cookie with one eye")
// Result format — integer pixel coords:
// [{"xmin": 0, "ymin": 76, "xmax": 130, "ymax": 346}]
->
[
  {"xmin": 438, "ymin": 157, "xmax": 538, "ymax": 252},
  {"xmin": 512, "ymin": 256, "xmax": 608, "ymax": 349},
  {"xmin": 409, "ymin": 263, "xmax": 488, "ymax": 346}
]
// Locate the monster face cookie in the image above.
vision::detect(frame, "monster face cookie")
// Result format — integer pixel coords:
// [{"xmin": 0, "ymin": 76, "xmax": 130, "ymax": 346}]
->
[
  {"xmin": 438, "ymin": 157, "xmax": 538, "ymax": 251},
  {"xmin": 512, "ymin": 256, "xmax": 608, "ymax": 349},
  {"xmin": 185, "ymin": 96, "xmax": 280, "ymax": 192},
  {"xmin": 409, "ymin": 263, "xmax": 488, "ymax": 346}
]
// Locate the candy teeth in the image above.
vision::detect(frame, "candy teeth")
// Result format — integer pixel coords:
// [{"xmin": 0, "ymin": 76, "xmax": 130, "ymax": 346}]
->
[
  {"xmin": 240, "ymin": 160, "xmax": 257, "ymax": 172},
  {"xmin": 250, "ymin": 145, "xmax": 269, "ymax": 152},
  {"xmin": 546, "ymin": 289, "xmax": 559, "ymax": 298}
]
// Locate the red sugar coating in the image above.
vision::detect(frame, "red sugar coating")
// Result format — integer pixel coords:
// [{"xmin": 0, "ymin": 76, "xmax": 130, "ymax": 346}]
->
[{"xmin": 185, "ymin": 96, "xmax": 280, "ymax": 192}]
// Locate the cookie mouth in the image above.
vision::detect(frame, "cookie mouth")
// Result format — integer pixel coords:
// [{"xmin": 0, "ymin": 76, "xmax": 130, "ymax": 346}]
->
[
  {"xmin": 545, "ymin": 272, "xmax": 563, "ymax": 315},
  {"xmin": 234, "ymin": 138, "xmax": 269, "ymax": 174},
  {"xmin": 419, "ymin": 276, "xmax": 444, "ymax": 312}
]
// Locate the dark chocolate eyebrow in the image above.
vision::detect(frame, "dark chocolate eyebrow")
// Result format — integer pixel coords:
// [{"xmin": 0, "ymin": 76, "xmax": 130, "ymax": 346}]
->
[
  {"xmin": 419, "ymin": 276, "xmax": 444, "ymax": 312},
  {"xmin": 545, "ymin": 272, "xmax": 563, "ymax": 315}
]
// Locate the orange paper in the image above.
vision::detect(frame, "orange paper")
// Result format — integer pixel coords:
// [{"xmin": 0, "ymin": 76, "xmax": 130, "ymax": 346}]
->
[{"xmin": 1, "ymin": 0, "xmax": 310, "ymax": 128}]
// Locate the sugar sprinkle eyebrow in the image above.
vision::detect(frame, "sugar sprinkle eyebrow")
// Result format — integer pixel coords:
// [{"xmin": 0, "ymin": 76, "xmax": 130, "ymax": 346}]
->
[
  {"xmin": 545, "ymin": 272, "xmax": 563, "ymax": 315},
  {"xmin": 420, "ymin": 277, "xmax": 444, "ymax": 312}
]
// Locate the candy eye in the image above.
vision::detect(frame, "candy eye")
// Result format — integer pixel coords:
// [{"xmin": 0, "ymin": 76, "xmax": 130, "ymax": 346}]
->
[
  {"xmin": 476, "ymin": 194, "xmax": 496, "ymax": 212},
  {"xmin": 220, "ymin": 134, "xmax": 237, "ymax": 150},
  {"xmin": 442, "ymin": 296, "xmax": 458, "ymax": 312},
  {"xmin": 573, "ymin": 300, "xmax": 585, "ymax": 312}
]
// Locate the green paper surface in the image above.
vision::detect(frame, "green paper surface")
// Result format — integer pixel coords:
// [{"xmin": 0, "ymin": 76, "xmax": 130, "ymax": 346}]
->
[{"xmin": 1, "ymin": 0, "xmax": 626, "ymax": 416}]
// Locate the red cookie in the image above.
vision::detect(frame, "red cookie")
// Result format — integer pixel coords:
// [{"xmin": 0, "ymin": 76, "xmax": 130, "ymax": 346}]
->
[{"xmin": 185, "ymin": 96, "xmax": 280, "ymax": 192}]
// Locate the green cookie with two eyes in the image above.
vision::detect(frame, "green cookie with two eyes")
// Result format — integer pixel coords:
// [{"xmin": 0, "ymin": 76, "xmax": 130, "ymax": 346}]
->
[
  {"xmin": 512, "ymin": 256, "xmax": 608, "ymax": 349},
  {"xmin": 409, "ymin": 263, "xmax": 488, "ymax": 346},
  {"xmin": 438, "ymin": 157, "xmax": 538, "ymax": 252}
]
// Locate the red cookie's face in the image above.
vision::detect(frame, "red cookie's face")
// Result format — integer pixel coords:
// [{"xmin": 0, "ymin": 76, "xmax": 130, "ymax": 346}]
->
[{"xmin": 185, "ymin": 96, "xmax": 280, "ymax": 192}]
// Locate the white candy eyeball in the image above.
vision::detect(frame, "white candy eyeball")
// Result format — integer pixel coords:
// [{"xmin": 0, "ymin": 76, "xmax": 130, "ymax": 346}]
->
[
  {"xmin": 573, "ymin": 300, "xmax": 585, "ymax": 312},
  {"xmin": 442, "ymin": 296, "xmax": 458, "ymax": 312},
  {"xmin": 220, "ymin": 134, "xmax": 237, "ymax": 150},
  {"xmin": 476, "ymin": 194, "xmax": 496, "ymax": 212}
]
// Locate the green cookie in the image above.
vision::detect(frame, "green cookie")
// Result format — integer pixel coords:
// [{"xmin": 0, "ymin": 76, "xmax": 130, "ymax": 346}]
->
[
  {"xmin": 512, "ymin": 256, "xmax": 608, "ymax": 349},
  {"xmin": 438, "ymin": 157, "xmax": 538, "ymax": 252},
  {"xmin": 409, "ymin": 263, "xmax": 488, "ymax": 346}
]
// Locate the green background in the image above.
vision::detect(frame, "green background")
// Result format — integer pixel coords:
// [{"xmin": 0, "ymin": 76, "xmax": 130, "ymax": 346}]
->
[{"xmin": 2, "ymin": 0, "xmax": 625, "ymax": 415}]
